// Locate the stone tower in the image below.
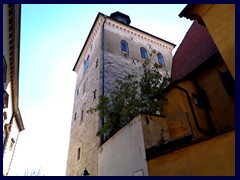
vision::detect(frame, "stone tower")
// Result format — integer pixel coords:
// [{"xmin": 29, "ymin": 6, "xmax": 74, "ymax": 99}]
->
[{"xmin": 65, "ymin": 11, "xmax": 175, "ymax": 176}]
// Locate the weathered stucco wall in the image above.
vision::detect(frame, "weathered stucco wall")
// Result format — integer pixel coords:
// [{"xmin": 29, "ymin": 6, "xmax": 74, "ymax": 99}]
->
[
  {"xmin": 202, "ymin": 4, "xmax": 235, "ymax": 79},
  {"xmin": 196, "ymin": 57, "xmax": 235, "ymax": 133},
  {"xmin": 66, "ymin": 14, "xmax": 175, "ymax": 176},
  {"xmin": 147, "ymin": 53, "xmax": 235, "ymax": 176},
  {"xmin": 148, "ymin": 130, "xmax": 235, "ymax": 176},
  {"xmin": 188, "ymin": 4, "xmax": 235, "ymax": 79},
  {"xmin": 98, "ymin": 115, "xmax": 148, "ymax": 176},
  {"xmin": 65, "ymin": 17, "xmax": 104, "ymax": 176}
]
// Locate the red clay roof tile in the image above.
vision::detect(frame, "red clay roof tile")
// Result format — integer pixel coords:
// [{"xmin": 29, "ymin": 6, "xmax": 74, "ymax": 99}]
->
[{"xmin": 171, "ymin": 21, "xmax": 218, "ymax": 82}]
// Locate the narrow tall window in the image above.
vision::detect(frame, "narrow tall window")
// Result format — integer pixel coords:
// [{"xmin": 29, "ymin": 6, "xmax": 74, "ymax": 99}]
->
[
  {"xmin": 83, "ymin": 55, "xmax": 90, "ymax": 74},
  {"xmin": 74, "ymin": 112, "xmax": 77, "ymax": 121},
  {"xmin": 218, "ymin": 70, "xmax": 235, "ymax": 97},
  {"xmin": 140, "ymin": 47, "xmax": 148, "ymax": 59},
  {"xmin": 96, "ymin": 59, "xmax": 99, "ymax": 68},
  {"xmin": 121, "ymin": 40, "xmax": 129, "ymax": 53},
  {"xmin": 157, "ymin": 53, "xmax": 165, "ymax": 65},
  {"xmin": 83, "ymin": 80, "xmax": 87, "ymax": 95},
  {"xmin": 81, "ymin": 110, "xmax": 83, "ymax": 121},
  {"xmin": 77, "ymin": 147, "xmax": 81, "ymax": 160},
  {"xmin": 93, "ymin": 89, "xmax": 97, "ymax": 100}
]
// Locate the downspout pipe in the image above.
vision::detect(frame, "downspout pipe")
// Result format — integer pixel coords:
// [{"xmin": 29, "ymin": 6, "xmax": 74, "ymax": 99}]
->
[
  {"xmin": 174, "ymin": 85, "xmax": 212, "ymax": 136},
  {"xmin": 191, "ymin": 75, "xmax": 216, "ymax": 133},
  {"xmin": 101, "ymin": 15, "xmax": 107, "ymax": 144}
]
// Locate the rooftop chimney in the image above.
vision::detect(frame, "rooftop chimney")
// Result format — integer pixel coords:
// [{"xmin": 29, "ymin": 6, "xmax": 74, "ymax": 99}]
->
[{"xmin": 110, "ymin": 11, "xmax": 131, "ymax": 25}]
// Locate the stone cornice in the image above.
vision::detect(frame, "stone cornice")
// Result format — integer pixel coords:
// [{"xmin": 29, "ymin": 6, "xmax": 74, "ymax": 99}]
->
[
  {"xmin": 74, "ymin": 12, "xmax": 176, "ymax": 73},
  {"xmin": 74, "ymin": 14, "xmax": 105, "ymax": 72},
  {"xmin": 105, "ymin": 18, "xmax": 175, "ymax": 51},
  {"xmin": 8, "ymin": 4, "xmax": 24, "ymax": 131}
]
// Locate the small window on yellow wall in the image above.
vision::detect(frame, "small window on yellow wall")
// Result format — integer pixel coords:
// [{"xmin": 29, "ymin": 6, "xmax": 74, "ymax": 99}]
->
[{"xmin": 218, "ymin": 70, "xmax": 235, "ymax": 97}]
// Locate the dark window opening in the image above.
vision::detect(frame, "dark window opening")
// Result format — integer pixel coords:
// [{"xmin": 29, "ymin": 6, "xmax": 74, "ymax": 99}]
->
[
  {"xmin": 93, "ymin": 89, "xmax": 97, "ymax": 100},
  {"xmin": 192, "ymin": 88, "xmax": 212, "ymax": 111},
  {"xmin": 140, "ymin": 47, "xmax": 148, "ymax": 59},
  {"xmin": 74, "ymin": 112, "xmax": 77, "ymax": 121},
  {"xmin": 192, "ymin": 93, "xmax": 204, "ymax": 107},
  {"xmin": 77, "ymin": 147, "xmax": 81, "ymax": 160},
  {"xmin": 96, "ymin": 59, "xmax": 98, "ymax": 68},
  {"xmin": 218, "ymin": 70, "xmax": 235, "ymax": 97},
  {"xmin": 81, "ymin": 110, "xmax": 83, "ymax": 121}
]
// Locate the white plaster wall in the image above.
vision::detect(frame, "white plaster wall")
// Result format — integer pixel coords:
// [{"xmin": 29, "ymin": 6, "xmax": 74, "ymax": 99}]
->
[
  {"xmin": 98, "ymin": 115, "xmax": 148, "ymax": 176},
  {"xmin": 3, "ymin": 117, "xmax": 20, "ymax": 175}
]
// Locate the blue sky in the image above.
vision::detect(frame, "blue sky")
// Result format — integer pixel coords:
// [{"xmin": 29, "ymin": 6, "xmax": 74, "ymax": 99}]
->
[{"xmin": 9, "ymin": 4, "xmax": 192, "ymax": 176}]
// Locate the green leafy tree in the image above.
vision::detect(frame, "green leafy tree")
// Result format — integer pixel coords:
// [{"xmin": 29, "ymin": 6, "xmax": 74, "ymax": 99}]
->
[{"xmin": 87, "ymin": 50, "xmax": 170, "ymax": 139}]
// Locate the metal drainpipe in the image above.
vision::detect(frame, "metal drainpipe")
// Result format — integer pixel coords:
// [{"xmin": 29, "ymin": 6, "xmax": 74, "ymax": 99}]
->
[
  {"xmin": 174, "ymin": 85, "xmax": 212, "ymax": 135},
  {"xmin": 191, "ymin": 75, "xmax": 216, "ymax": 133},
  {"xmin": 101, "ymin": 15, "xmax": 107, "ymax": 144}
]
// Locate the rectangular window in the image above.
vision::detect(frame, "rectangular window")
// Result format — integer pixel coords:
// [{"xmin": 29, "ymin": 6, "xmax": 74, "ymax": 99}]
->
[
  {"xmin": 218, "ymin": 70, "xmax": 235, "ymax": 97},
  {"xmin": 74, "ymin": 112, "xmax": 77, "ymax": 121},
  {"xmin": 140, "ymin": 47, "xmax": 148, "ymax": 59},
  {"xmin": 81, "ymin": 110, "xmax": 83, "ymax": 121},
  {"xmin": 83, "ymin": 55, "xmax": 90, "ymax": 74},
  {"xmin": 121, "ymin": 40, "xmax": 128, "ymax": 53},
  {"xmin": 77, "ymin": 147, "xmax": 80, "ymax": 160}
]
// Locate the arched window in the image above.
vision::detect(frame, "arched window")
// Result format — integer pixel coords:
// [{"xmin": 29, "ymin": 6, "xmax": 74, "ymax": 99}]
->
[
  {"xmin": 140, "ymin": 47, "xmax": 148, "ymax": 59},
  {"xmin": 157, "ymin": 53, "xmax": 165, "ymax": 65},
  {"xmin": 121, "ymin": 40, "xmax": 128, "ymax": 53}
]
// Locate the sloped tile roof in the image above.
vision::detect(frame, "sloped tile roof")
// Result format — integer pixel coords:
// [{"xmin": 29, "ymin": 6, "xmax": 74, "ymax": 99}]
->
[{"xmin": 171, "ymin": 21, "xmax": 218, "ymax": 82}]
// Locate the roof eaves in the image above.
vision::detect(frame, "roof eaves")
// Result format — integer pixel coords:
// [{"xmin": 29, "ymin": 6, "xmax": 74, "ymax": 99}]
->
[
  {"xmin": 73, "ymin": 12, "xmax": 176, "ymax": 72},
  {"xmin": 178, "ymin": 4, "xmax": 206, "ymax": 27},
  {"xmin": 73, "ymin": 12, "xmax": 106, "ymax": 71}
]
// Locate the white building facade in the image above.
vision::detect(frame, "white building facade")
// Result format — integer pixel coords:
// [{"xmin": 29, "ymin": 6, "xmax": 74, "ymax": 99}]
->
[{"xmin": 3, "ymin": 4, "xmax": 24, "ymax": 176}]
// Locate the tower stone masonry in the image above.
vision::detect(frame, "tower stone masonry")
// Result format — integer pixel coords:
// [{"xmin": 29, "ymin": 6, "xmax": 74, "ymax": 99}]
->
[{"xmin": 65, "ymin": 11, "xmax": 175, "ymax": 176}]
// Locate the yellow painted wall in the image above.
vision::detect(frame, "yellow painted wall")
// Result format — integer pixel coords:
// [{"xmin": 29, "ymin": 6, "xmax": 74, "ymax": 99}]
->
[
  {"xmin": 190, "ymin": 4, "xmax": 235, "ymax": 79},
  {"xmin": 148, "ymin": 130, "xmax": 235, "ymax": 176},
  {"xmin": 196, "ymin": 57, "xmax": 235, "ymax": 132},
  {"xmin": 149, "ymin": 55, "xmax": 235, "ymax": 175}
]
